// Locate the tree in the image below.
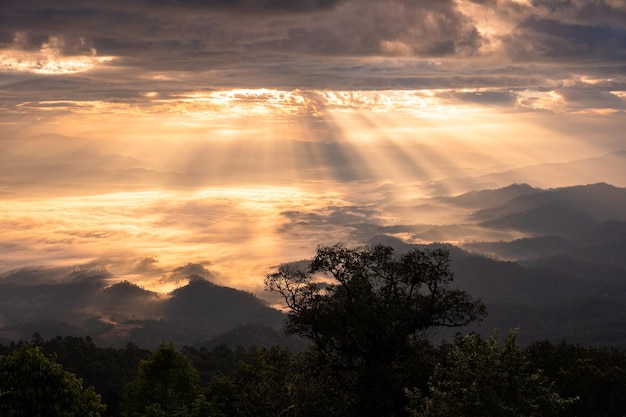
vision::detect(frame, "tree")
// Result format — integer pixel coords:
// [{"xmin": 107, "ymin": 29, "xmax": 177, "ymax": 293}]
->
[
  {"xmin": 228, "ymin": 346, "xmax": 297, "ymax": 417},
  {"xmin": 123, "ymin": 342, "xmax": 201, "ymax": 417},
  {"xmin": 265, "ymin": 243, "xmax": 486, "ymax": 416},
  {"xmin": 0, "ymin": 344, "xmax": 106, "ymax": 417},
  {"xmin": 410, "ymin": 331, "xmax": 574, "ymax": 417},
  {"xmin": 204, "ymin": 345, "xmax": 354, "ymax": 417},
  {"xmin": 526, "ymin": 340, "xmax": 626, "ymax": 417}
]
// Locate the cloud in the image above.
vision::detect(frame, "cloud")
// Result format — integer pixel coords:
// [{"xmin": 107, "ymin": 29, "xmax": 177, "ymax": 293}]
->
[
  {"xmin": 265, "ymin": 0, "xmax": 484, "ymax": 56},
  {"xmin": 557, "ymin": 87, "xmax": 626, "ymax": 110},
  {"xmin": 157, "ymin": 0, "xmax": 346, "ymax": 12},
  {"xmin": 0, "ymin": 264, "xmax": 111, "ymax": 286},
  {"xmin": 511, "ymin": 17, "xmax": 626, "ymax": 60},
  {"xmin": 0, "ymin": 0, "xmax": 624, "ymax": 100},
  {"xmin": 132, "ymin": 257, "xmax": 164, "ymax": 275},
  {"xmin": 447, "ymin": 90, "xmax": 518, "ymax": 106},
  {"xmin": 1, "ymin": 0, "xmax": 483, "ymax": 71},
  {"xmin": 167, "ymin": 263, "xmax": 215, "ymax": 283}
]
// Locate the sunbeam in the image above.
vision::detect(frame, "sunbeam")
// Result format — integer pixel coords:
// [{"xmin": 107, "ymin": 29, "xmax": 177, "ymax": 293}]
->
[{"xmin": 1, "ymin": 85, "xmax": 625, "ymax": 293}]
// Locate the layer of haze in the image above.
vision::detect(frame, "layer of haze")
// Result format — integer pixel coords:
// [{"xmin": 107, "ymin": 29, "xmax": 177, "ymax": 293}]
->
[{"xmin": 2, "ymin": 0, "xmax": 626, "ymax": 294}]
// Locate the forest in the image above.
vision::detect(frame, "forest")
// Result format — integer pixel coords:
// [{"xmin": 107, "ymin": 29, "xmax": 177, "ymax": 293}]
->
[{"xmin": 2, "ymin": 244, "xmax": 626, "ymax": 417}]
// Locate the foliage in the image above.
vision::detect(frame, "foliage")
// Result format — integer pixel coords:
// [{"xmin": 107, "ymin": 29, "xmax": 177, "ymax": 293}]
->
[
  {"xmin": 36, "ymin": 335, "xmax": 151, "ymax": 417},
  {"xmin": 181, "ymin": 344, "xmax": 241, "ymax": 386},
  {"xmin": 526, "ymin": 340, "xmax": 626, "ymax": 417},
  {"xmin": 0, "ymin": 343, "xmax": 106, "ymax": 417},
  {"xmin": 205, "ymin": 345, "xmax": 352, "ymax": 417},
  {"xmin": 1, "ymin": 329, "xmax": 626, "ymax": 417},
  {"xmin": 411, "ymin": 331, "xmax": 575, "ymax": 417},
  {"xmin": 228, "ymin": 346, "xmax": 298, "ymax": 417},
  {"xmin": 123, "ymin": 342, "xmax": 201, "ymax": 417},
  {"xmin": 265, "ymin": 243, "xmax": 486, "ymax": 416}
]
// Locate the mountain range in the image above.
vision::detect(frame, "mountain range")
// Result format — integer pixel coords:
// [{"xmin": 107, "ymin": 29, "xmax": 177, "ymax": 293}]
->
[
  {"xmin": 424, "ymin": 151, "xmax": 626, "ymax": 194},
  {"xmin": 0, "ymin": 274, "xmax": 286, "ymax": 349},
  {"xmin": 1, "ymin": 182, "xmax": 625, "ymax": 349}
]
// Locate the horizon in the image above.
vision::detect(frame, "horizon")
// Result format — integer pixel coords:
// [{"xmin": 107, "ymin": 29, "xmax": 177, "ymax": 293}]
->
[{"xmin": 2, "ymin": 0, "xmax": 626, "ymax": 295}]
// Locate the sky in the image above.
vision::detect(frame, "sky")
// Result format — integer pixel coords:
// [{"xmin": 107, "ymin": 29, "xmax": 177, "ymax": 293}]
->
[{"xmin": 1, "ymin": 0, "xmax": 626, "ymax": 294}]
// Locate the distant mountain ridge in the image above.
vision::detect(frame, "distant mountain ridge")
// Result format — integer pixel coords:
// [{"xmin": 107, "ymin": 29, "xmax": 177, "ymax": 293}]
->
[
  {"xmin": 2, "ymin": 180, "xmax": 626, "ymax": 350},
  {"xmin": 427, "ymin": 151, "xmax": 626, "ymax": 193},
  {"xmin": 458, "ymin": 183, "xmax": 626, "ymax": 264},
  {"xmin": 372, "ymin": 181, "xmax": 626, "ymax": 347},
  {"xmin": 471, "ymin": 183, "xmax": 626, "ymax": 224},
  {"xmin": 0, "ymin": 275, "xmax": 286, "ymax": 349},
  {"xmin": 444, "ymin": 183, "xmax": 540, "ymax": 208}
]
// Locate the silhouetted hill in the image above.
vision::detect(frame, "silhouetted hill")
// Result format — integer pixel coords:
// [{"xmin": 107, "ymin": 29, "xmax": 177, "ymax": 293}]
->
[
  {"xmin": 579, "ymin": 220, "xmax": 626, "ymax": 244},
  {"xmin": 121, "ymin": 278, "xmax": 286, "ymax": 348},
  {"xmin": 480, "ymin": 205, "xmax": 596, "ymax": 236},
  {"xmin": 472, "ymin": 296, "xmax": 626, "ymax": 347},
  {"xmin": 579, "ymin": 221, "xmax": 626, "ymax": 269},
  {"xmin": 472, "ymin": 183, "xmax": 626, "ymax": 224},
  {"xmin": 445, "ymin": 183, "xmax": 539, "ymax": 209},
  {"xmin": 523, "ymin": 255, "xmax": 626, "ymax": 281},
  {"xmin": 463, "ymin": 235, "xmax": 576, "ymax": 261},
  {"xmin": 96, "ymin": 281, "xmax": 162, "ymax": 318},
  {"xmin": 198, "ymin": 324, "xmax": 307, "ymax": 352},
  {"xmin": 102, "ymin": 280, "xmax": 157, "ymax": 298},
  {"xmin": 164, "ymin": 278, "xmax": 284, "ymax": 335},
  {"xmin": 463, "ymin": 219, "xmax": 626, "ymax": 269},
  {"xmin": 0, "ymin": 269, "xmax": 286, "ymax": 349},
  {"xmin": 3, "ymin": 180, "xmax": 626, "ymax": 350},
  {"xmin": 451, "ymin": 255, "xmax": 590, "ymax": 304},
  {"xmin": 428, "ymin": 151, "xmax": 626, "ymax": 192}
]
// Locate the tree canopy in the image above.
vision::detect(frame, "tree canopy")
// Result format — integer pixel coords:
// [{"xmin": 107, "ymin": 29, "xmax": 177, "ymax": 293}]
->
[
  {"xmin": 265, "ymin": 243, "xmax": 486, "ymax": 416},
  {"xmin": 123, "ymin": 342, "xmax": 202, "ymax": 417},
  {"xmin": 0, "ymin": 344, "xmax": 106, "ymax": 417},
  {"xmin": 411, "ymin": 331, "xmax": 575, "ymax": 417}
]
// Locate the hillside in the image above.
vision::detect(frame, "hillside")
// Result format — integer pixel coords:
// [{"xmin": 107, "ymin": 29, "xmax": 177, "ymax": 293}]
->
[
  {"xmin": 426, "ymin": 151, "xmax": 626, "ymax": 192},
  {"xmin": 0, "ymin": 273, "xmax": 286, "ymax": 349},
  {"xmin": 2, "ymin": 181, "xmax": 626, "ymax": 349}
]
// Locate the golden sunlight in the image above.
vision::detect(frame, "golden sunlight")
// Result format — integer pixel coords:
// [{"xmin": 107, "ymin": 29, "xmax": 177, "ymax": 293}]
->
[{"xmin": 0, "ymin": 187, "xmax": 351, "ymax": 293}]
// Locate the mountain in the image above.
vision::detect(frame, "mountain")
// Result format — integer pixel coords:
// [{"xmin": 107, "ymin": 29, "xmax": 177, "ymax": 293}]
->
[
  {"xmin": 95, "ymin": 280, "xmax": 162, "ymax": 318},
  {"xmin": 197, "ymin": 323, "xmax": 306, "ymax": 352},
  {"xmin": 499, "ymin": 151, "xmax": 626, "ymax": 189},
  {"xmin": 380, "ymin": 179, "xmax": 626, "ymax": 348},
  {"xmin": 163, "ymin": 278, "xmax": 284, "ymax": 336},
  {"xmin": 463, "ymin": 236, "xmax": 576, "ymax": 261},
  {"xmin": 425, "ymin": 151, "xmax": 626, "ymax": 194},
  {"xmin": 447, "ymin": 249, "xmax": 626, "ymax": 348},
  {"xmin": 3, "ymin": 180, "xmax": 626, "ymax": 349},
  {"xmin": 0, "ymin": 272, "xmax": 286, "ymax": 349},
  {"xmin": 479, "ymin": 205, "xmax": 596, "ymax": 236},
  {"xmin": 472, "ymin": 183, "xmax": 626, "ymax": 223},
  {"xmin": 444, "ymin": 183, "xmax": 540, "ymax": 209}
]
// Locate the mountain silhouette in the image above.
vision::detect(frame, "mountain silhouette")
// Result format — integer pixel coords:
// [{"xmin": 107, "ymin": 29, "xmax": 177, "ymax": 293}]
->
[
  {"xmin": 164, "ymin": 278, "xmax": 284, "ymax": 335},
  {"xmin": 428, "ymin": 151, "xmax": 626, "ymax": 192},
  {"xmin": 445, "ymin": 183, "xmax": 539, "ymax": 209},
  {"xmin": 467, "ymin": 183, "xmax": 626, "ymax": 236}
]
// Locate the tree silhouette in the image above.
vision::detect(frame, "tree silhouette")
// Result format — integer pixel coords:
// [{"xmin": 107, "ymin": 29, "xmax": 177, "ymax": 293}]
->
[
  {"xmin": 265, "ymin": 243, "xmax": 486, "ymax": 417},
  {"xmin": 123, "ymin": 342, "xmax": 202, "ymax": 417},
  {"xmin": 0, "ymin": 344, "xmax": 106, "ymax": 417},
  {"xmin": 411, "ymin": 331, "xmax": 574, "ymax": 417}
]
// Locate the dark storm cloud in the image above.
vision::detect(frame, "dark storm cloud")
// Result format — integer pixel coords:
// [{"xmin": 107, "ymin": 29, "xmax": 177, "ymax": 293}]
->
[
  {"xmin": 447, "ymin": 90, "xmax": 518, "ymax": 106},
  {"xmin": 480, "ymin": 0, "xmax": 626, "ymax": 63},
  {"xmin": 1, "ymin": 0, "xmax": 483, "ymax": 63},
  {"xmin": 557, "ymin": 87, "xmax": 626, "ymax": 109},
  {"xmin": 1, "ymin": 0, "xmax": 625, "ymax": 96},
  {"xmin": 155, "ymin": 0, "xmax": 345, "ymax": 12},
  {"xmin": 513, "ymin": 17, "xmax": 626, "ymax": 60},
  {"xmin": 0, "ymin": 265, "xmax": 110, "ymax": 286}
]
